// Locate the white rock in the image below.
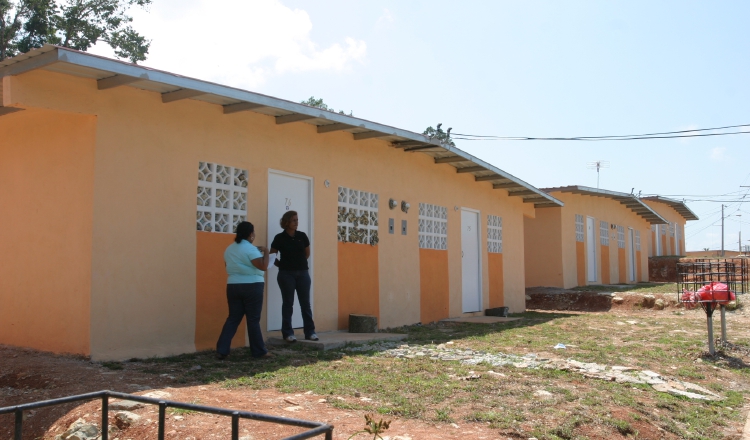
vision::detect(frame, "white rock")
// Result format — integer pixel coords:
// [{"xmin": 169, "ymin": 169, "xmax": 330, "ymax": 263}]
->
[
  {"xmin": 115, "ymin": 411, "xmax": 141, "ymax": 428},
  {"xmin": 60, "ymin": 418, "xmax": 100, "ymax": 440},
  {"xmin": 142, "ymin": 391, "xmax": 171, "ymax": 399},
  {"xmin": 612, "ymin": 297, "xmax": 624, "ymax": 304},
  {"xmin": 654, "ymin": 299, "xmax": 665, "ymax": 310},
  {"xmin": 450, "ymin": 423, "xmax": 460, "ymax": 428},
  {"xmin": 109, "ymin": 400, "xmax": 144, "ymax": 411},
  {"xmin": 534, "ymin": 390, "xmax": 553, "ymax": 399}
]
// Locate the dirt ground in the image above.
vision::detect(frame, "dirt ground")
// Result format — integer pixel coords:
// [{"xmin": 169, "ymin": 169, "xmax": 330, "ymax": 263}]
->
[
  {"xmin": 525, "ymin": 287, "xmax": 679, "ymax": 312},
  {"xmin": 1, "ymin": 290, "xmax": 749, "ymax": 440}
]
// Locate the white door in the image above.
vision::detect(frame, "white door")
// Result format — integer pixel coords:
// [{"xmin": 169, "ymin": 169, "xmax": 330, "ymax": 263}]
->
[
  {"xmin": 586, "ymin": 217, "xmax": 597, "ymax": 282},
  {"xmin": 655, "ymin": 225, "xmax": 662, "ymax": 256},
  {"xmin": 267, "ymin": 171, "xmax": 313, "ymax": 331},
  {"xmin": 628, "ymin": 228, "xmax": 636, "ymax": 281},
  {"xmin": 461, "ymin": 209, "xmax": 482, "ymax": 313}
]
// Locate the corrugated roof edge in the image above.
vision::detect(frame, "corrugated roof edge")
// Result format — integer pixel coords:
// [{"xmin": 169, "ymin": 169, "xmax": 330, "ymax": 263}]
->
[
  {"xmin": 0, "ymin": 45, "xmax": 563, "ymax": 208},
  {"xmin": 541, "ymin": 185, "xmax": 668, "ymax": 224},
  {"xmin": 641, "ymin": 196, "xmax": 699, "ymax": 221}
]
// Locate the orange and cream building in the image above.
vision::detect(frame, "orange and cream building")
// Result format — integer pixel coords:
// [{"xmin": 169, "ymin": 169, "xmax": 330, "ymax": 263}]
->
[
  {"xmin": 641, "ymin": 196, "xmax": 698, "ymax": 257},
  {"xmin": 0, "ymin": 46, "xmax": 563, "ymax": 360},
  {"xmin": 524, "ymin": 186, "xmax": 668, "ymax": 289}
]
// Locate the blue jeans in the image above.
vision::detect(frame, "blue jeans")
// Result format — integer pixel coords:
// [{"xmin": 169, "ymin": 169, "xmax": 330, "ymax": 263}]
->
[
  {"xmin": 216, "ymin": 283, "xmax": 267, "ymax": 357},
  {"xmin": 277, "ymin": 270, "xmax": 316, "ymax": 338}
]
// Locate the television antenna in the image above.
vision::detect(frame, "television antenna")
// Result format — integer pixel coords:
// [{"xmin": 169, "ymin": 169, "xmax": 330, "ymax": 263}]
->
[{"xmin": 587, "ymin": 160, "xmax": 610, "ymax": 188}]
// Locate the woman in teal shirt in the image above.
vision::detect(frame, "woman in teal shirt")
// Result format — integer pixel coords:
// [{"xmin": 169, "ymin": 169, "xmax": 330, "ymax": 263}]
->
[{"xmin": 216, "ymin": 221, "xmax": 272, "ymax": 359}]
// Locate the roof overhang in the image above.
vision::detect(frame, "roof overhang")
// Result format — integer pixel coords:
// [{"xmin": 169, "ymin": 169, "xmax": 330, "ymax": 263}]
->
[
  {"xmin": 542, "ymin": 185, "xmax": 668, "ymax": 224},
  {"xmin": 641, "ymin": 196, "xmax": 699, "ymax": 221},
  {"xmin": 0, "ymin": 46, "xmax": 563, "ymax": 209}
]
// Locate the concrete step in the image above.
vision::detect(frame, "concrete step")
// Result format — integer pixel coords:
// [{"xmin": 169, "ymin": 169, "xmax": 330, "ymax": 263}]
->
[{"xmin": 266, "ymin": 330, "xmax": 407, "ymax": 351}]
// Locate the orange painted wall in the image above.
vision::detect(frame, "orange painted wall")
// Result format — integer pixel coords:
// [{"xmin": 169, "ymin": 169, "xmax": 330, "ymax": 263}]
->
[
  {"xmin": 488, "ymin": 253, "xmax": 504, "ymax": 308},
  {"xmin": 338, "ymin": 242, "xmax": 380, "ymax": 329},
  {"xmin": 618, "ymin": 248, "xmax": 626, "ymax": 283},
  {"xmin": 0, "ymin": 108, "xmax": 95, "ymax": 355},
  {"xmin": 636, "ymin": 250, "xmax": 642, "ymax": 281},
  {"xmin": 669, "ymin": 237, "xmax": 675, "ymax": 255},
  {"xmin": 420, "ymin": 249, "xmax": 449, "ymax": 324},
  {"xmin": 600, "ymin": 245, "xmax": 610, "ymax": 284},
  {"xmin": 576, "ymin": 242, "xmax": 585, "ymax": 286},
  {"xmin": 661, "ymin": 234, "xmax": 667, "ymax": 255},
  {"xmin": 651, "ymin": 230, "xmax": 657, "ymax": 256},
  {"xmin": 195, "ymin": 232, "xmax": 247, "ymax": 351},
  {"xmin": 524, "ymin": 207, "xmax": 564, "ymax": 287}
]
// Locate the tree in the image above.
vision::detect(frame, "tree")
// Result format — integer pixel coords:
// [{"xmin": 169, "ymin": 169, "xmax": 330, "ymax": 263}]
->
[
  {"xmin": 0, "ymin": 0, "xmax": 151, "ymax": 63},
  {"xmin": 300, "ymin": 96, "xmax": 353, "ymax": 116},
  {"xmin": 423, "ymin": 123, "xmax": 455, "ymax": 147}
]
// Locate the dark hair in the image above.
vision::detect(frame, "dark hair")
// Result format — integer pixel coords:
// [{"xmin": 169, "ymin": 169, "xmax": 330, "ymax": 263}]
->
[
  {"xmin": 280, "ymin": 211, "xmax": 298, "ymax": 230},
  {"xmin": 234, "ymin": 221, "xmax": 254, "ymax": 244}
]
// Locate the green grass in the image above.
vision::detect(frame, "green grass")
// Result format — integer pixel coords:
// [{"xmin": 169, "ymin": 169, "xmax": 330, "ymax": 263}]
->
[{"xmin": 127, "ymin": 311, "xmax": 749, "ymax": 440}]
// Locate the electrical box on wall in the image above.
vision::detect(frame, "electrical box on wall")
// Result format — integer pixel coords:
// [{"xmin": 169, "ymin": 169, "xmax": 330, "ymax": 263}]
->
[
  {"xmin": 388, "ymin": 218, "xmax": 394, "ymax": 234},
  {"xmin": 401, "ymin": 220, "xmax": 407, "ymax": 235}
]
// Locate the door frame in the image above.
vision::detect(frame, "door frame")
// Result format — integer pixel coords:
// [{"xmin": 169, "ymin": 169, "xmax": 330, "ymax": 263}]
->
[
  {"xmin": 586, "ymin": 216, "xmax": 597, "ymax": 282},
  {"xmin": 460, "ymin": 207, "xmax": 483, "ymax": 313},
  {"xmin": 628, "ymin": 227, "xmax": 636, "ymax": 282},
  {"xmin": 267, "ymin": 169, "xmax": 315, "ymax": 330}
]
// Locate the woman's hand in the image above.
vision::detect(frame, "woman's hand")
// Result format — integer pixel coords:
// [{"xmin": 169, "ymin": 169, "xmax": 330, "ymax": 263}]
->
[{"xmin": 257, "ymin": 245, "xmax": 267, "ymax": 254}]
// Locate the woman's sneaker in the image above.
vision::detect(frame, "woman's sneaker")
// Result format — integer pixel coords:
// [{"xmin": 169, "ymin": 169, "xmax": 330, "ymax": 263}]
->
[
  {"xmin": 285, "ymin": 335, "xmax": 297, "ymax": 343},
  {"xmin": 306, "ymin": 333, "xmax": 319, "ymax": 341}
]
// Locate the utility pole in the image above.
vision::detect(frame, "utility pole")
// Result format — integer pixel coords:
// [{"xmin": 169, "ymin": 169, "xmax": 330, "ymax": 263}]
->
[{"xmin": 721, "ymin": 204, "xmax": 725, "ymax": 257}]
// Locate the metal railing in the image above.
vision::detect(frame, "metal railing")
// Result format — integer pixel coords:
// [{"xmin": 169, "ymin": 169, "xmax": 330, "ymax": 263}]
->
[{"xmin": 0, "ymin": 390, "xmax": 333, "ymax": 440}]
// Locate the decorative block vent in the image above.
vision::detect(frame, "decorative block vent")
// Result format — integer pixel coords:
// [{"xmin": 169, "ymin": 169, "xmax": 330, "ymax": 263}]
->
[
  {"xmin": 487, "ymin": 214, "xmax": 503, "ymax": 254},
  {"xmin": 600, "ymin": 221, "xmax": 609, "ymax": 246},
  {"xmin": 419, "ymin": 203, "xmax": 447, "ymax": 250},
  {"xmin": 337, "ymin": 186, "xmax": 379, "ymax": 245},
  {"xmin": 669, "ymin": 222, "xmax": 675, "ymax": 237},
  {"xmin": 196, "ymin": 162, "xmax": 248, "ymax": 233},
  {"xmin": 617, "ymin": 225, "xmax": 625, "ymax": 249},
  {"xmin": 575, "ymin": 214, "xmax": 584, "ymax": 242}
]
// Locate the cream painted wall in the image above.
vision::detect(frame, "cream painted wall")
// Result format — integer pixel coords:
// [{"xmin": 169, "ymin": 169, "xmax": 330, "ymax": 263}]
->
[
  {"xmin": 8, "ymin": 69, "xmax": 534, "ymax": 359},
  {"xmin": 642, "ymin": 200, "xmax": 687, "ymax": 256},
  {"xmin": 548, "ymin": 192, "xmax": 653, "ymax": 289}
]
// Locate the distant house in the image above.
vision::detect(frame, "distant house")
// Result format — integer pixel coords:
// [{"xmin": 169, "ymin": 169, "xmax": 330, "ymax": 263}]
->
[
  {"xmin": 524, "ymin": 186, "xmax": 668, "ymax": 289},
  {"xmin": 0, "ymin": 46, "xmax": 562, "ymax": 360},
  {"xmin": 641, "ymin": 196, "xmax": 699, "ymax": 256}
]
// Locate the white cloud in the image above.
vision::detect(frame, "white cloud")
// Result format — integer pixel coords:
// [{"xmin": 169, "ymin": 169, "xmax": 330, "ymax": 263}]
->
[
  {"xmin": 376, "ymin": 8, "xmax": 395, "ymax": 29},
  {"xmin": 88, "ymin": 0, "xmax": 366, "ymax": 89},
  {"xmin": 710, "ymin": 147, "xmax": 727, "ymax": 161}
]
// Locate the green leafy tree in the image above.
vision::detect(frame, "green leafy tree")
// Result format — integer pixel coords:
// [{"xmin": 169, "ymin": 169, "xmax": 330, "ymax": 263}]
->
[
  {"xmin": 423, "ymin": 123, "xmax": 455, "ymax": 147},
  {"xmin": 0, "ymin": 0, "xmax": 151, "ymax": 63},
  {"xmin": 300, "ymin": 96, "xmax": 353, "ymax": 116}
]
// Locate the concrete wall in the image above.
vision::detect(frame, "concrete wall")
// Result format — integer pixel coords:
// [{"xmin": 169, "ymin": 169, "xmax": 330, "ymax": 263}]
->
[
  {"xmin": 5, "ymin": 69, "xmax": 534, "ymax": 359},
  {"xmin": 525, "ymin": 192, "xmax": 652, "ymax": 289},
  {"xmin": 0, "ymin": 106, "xmax": 95, "ymax": 355},
  {"xmin": 642, "ymin": 200, "xmax": 687, "ymax": 256}
]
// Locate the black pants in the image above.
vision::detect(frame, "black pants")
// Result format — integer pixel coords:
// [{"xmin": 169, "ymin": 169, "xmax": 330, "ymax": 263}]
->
[
  {"xmin": 216, "ymin": 283, "xmax": 267, "ymax": 357},
  {"xmin": 277, "ymin": 270, "xmax": 316, "ymax": 338}
]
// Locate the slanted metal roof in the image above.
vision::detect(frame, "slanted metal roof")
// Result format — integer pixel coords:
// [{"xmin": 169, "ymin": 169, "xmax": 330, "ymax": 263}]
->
[
  {"xmin": 542, "ymin": 185, "xmax": 668, "ymax": 224},
  {"xmin": 0, "ymin": 45, "xmax": 563, "ymax": 208},
  {"xmin": 641, "ymin": 196, "xmax": 699, "ymax": 221}
]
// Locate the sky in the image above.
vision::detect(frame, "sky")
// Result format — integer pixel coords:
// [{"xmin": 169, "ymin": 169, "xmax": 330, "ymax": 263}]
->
[{"xmin": 89, "ymin": 0, "xmax": 750, "ymax": 252}]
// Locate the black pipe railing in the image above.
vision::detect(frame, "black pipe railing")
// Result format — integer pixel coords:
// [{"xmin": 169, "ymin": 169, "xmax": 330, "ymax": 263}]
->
[{"xmin": 0, "ymin": 390, "xmax": 333, "ymax": 440}]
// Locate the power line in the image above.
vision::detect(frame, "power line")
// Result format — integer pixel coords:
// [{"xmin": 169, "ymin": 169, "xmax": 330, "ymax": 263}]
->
[{"xmin": 452, "ymin": 123, "xmax": 750, "ymax": 142}]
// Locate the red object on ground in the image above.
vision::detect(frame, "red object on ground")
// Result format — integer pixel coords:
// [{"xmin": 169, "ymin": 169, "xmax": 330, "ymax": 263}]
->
[
  {"xmin": 696, "ymin": 282, "xmax": 736, "ymax": 304},
  {"xmin": 681, "ymin": 290, "xmax": 699, "ymax": 309}
]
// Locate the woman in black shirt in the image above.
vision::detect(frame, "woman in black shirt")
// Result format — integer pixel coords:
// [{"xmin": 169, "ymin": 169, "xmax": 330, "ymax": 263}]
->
[{"xmin": 270, "ymin": 210, "xmax": 317, "ymax": 342}]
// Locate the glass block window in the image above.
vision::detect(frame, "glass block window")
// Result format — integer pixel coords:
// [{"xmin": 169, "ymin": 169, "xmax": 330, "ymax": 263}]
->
[
  {"xmin": 575, "ymin": 214, "xmax": 584, "ymax": 242},
  {"xmin": 337, "ymin": 187, "xmax": 379, "ymax": 245},
  {"xmin": 487, "ymin": 214, "xmax": 502, "ymax": 254},
  {"xmin": 660, "ymin": 224, "xmax": 666, "ymax": 235},
  {"xmin": 599, "ymin": 221, "xmax": 609, "ymax": 246},
  {"xmin": 419, "ymin": 203, "xmax": 448, "ymax": 250},
  {"xmin": 635, "ymin": 230, "xmax": 641, "ymax": 251},
  {"xmin": 669, "ymin": 222, "xmax": 675, "ymax": 237},
  {"xmin": 196, "ymin": 162, "xmax": 248, "ymax": 233},
  {"xmin": 616, "ymin": 225, "xmax": 625, "ymax": 249}
]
